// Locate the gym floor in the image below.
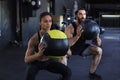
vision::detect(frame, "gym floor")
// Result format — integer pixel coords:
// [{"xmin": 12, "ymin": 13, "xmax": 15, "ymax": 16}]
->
[{"xmin": 0, "ymin": 28, "xmax": 120, "ymax": 80}]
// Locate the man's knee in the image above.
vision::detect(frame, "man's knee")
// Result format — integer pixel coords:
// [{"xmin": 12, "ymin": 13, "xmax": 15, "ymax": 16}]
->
[
  {"xmin": 90, "ymin": 46, "xmax": 102, "ymax": 55},
  {"xmin": 96, "ymin": 47, "xmax": 102, "ymax": 56}
]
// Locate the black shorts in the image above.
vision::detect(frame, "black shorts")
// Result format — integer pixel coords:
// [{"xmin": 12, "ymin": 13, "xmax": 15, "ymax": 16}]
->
[
  {"xmin": 25, "ymin": 59, "xmax": 71, "ymax": 80},
  {"xmin": 71, "ymin": 44, "xmax": 91, "ymax": 56}
]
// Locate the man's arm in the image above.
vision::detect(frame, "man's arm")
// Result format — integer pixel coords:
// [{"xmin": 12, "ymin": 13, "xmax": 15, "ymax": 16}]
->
[
  {"xmin": 92, "ymin": 34, "xmax": 102, "ymax": 47},
  {"xmin": 65, "ymin": 24, "xmax": 83, "ymax": 46}
]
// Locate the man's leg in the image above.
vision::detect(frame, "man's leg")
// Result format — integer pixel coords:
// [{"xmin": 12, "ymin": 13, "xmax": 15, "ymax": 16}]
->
[{"xmin": 82, "ymin": 45, "xmax": 102, "ymax": 79}]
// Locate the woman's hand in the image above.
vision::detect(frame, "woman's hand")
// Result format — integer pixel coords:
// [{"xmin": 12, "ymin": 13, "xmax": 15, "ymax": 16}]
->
[{"xmin": 37, "ymin": 42, "xmax": 46, "ymax": 57}]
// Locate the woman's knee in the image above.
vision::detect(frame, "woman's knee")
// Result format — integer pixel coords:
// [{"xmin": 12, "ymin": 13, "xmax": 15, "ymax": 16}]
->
[
  {"xmin": 26, "ymin": 65, "xmax": 39, "ymax": 77},
  {"xmin": 62, "ymin": 67, "xmax": 72, "ymax": 79}
]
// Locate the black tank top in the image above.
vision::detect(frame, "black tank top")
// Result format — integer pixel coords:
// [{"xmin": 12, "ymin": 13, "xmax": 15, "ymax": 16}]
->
[
  {"xmin": 34, "ymin": 31, "xmax": 41, "ymax": 52},
  {"xmin": 70, "ymin": 22, "xmax": 87, "ymax": 52}
]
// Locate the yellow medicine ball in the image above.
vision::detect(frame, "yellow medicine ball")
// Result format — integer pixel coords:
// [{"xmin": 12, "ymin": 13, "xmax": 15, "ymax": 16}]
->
[{"xmin": 40, "ymin": 29, "xmax": 69, "ymax": 58}]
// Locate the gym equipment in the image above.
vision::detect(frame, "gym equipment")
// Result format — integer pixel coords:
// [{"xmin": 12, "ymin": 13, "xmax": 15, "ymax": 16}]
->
[
  {"xmin": 40, "ymin": 29, "xmax": 69, "ymax": 58},
  {"xmin": 80, "ymin": 19, "xmax": 100, "ymax": 40},
  {"xmin": 100, "ymin": 27, "xmax": 105, "ymax": 34}
]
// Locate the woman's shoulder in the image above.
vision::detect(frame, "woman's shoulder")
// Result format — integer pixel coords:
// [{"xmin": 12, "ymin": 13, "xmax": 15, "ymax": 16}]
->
[{"xmin": 29, "ymin": 32, "xmax": 39, "ymax": 45}]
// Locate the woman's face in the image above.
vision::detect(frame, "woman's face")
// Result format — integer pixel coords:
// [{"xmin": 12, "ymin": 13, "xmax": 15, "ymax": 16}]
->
[{"xmin": 40, "ymin": 15, "xmax": 52, "ymax": 31}]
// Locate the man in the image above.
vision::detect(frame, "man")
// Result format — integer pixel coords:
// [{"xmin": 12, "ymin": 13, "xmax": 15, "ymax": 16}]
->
[
  {"xmin": 24, "ymin": 12, "xmax": 71, "ymax": 80},
  {"xmin": 65, "ymin": 8, "xmax": 102, "ymax": 80}
]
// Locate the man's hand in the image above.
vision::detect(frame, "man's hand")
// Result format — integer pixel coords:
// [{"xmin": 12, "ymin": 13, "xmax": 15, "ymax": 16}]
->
[{"xmin": 76, "ymin": 24, "xmax": 83, "ymax": 38}]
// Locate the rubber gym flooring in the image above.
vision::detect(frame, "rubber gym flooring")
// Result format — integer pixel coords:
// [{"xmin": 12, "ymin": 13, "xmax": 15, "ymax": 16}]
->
[{"xmin": 0, "ymin": 28, "xmax": 120, "ymax": 80}]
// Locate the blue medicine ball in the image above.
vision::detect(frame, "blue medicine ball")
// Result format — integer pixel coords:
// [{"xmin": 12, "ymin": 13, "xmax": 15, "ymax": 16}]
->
[{"xmin": 80, "ymin": 19, "xmax": 99, "ymax": 40}]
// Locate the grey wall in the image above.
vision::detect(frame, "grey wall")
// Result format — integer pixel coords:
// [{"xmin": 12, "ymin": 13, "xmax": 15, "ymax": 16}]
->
[
  {"xmin": 100, "ymin": 17, "xmax": 120, "ymax": 28},
  {"xmin": 0, "ymin": 0, "xmax": 16, "ymax": 50},
  {"xmin": 22, "ymin": 0, "xmax": 48, "ymax": 46},
  {"xmin": 55, "ymin": 0, "xmax": 85, "ymax": 16}
]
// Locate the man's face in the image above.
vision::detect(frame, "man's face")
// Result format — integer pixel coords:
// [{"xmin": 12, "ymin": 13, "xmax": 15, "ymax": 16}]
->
[
  {"xmin": 76, "ymin": 10, "xmax": 86, "ymax": 22},
  {"xmin": 40, "ymin": 15, "xmax": 52, "ymax": 31}
]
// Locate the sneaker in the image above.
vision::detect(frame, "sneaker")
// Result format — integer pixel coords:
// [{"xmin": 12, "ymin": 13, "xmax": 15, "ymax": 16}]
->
[{"xmin": 89, "ymin": 73, "xmax": 102, "ymax": 80}]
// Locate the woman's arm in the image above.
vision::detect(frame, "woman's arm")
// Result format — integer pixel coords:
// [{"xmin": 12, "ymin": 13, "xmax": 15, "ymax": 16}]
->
[{"xmin": 24, "ymin": 34, "xmax": 45, "ymax": 63}]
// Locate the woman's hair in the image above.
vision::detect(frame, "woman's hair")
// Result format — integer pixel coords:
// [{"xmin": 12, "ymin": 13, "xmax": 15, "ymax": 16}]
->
[{"xmin": 39, "ymin": 12, "xmax": 52, "ymax": 21}]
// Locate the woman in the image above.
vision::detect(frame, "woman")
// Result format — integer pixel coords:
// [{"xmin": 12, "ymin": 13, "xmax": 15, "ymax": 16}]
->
[{"xmin": 24, "ymin": 12, "xmax": 71, "ymax": 80}]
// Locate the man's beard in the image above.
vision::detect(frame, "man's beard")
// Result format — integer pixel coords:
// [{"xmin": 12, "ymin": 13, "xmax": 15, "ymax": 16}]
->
[{"xmin": 78, "ymin": 18, "xmax": 85, "ymax": 24}]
